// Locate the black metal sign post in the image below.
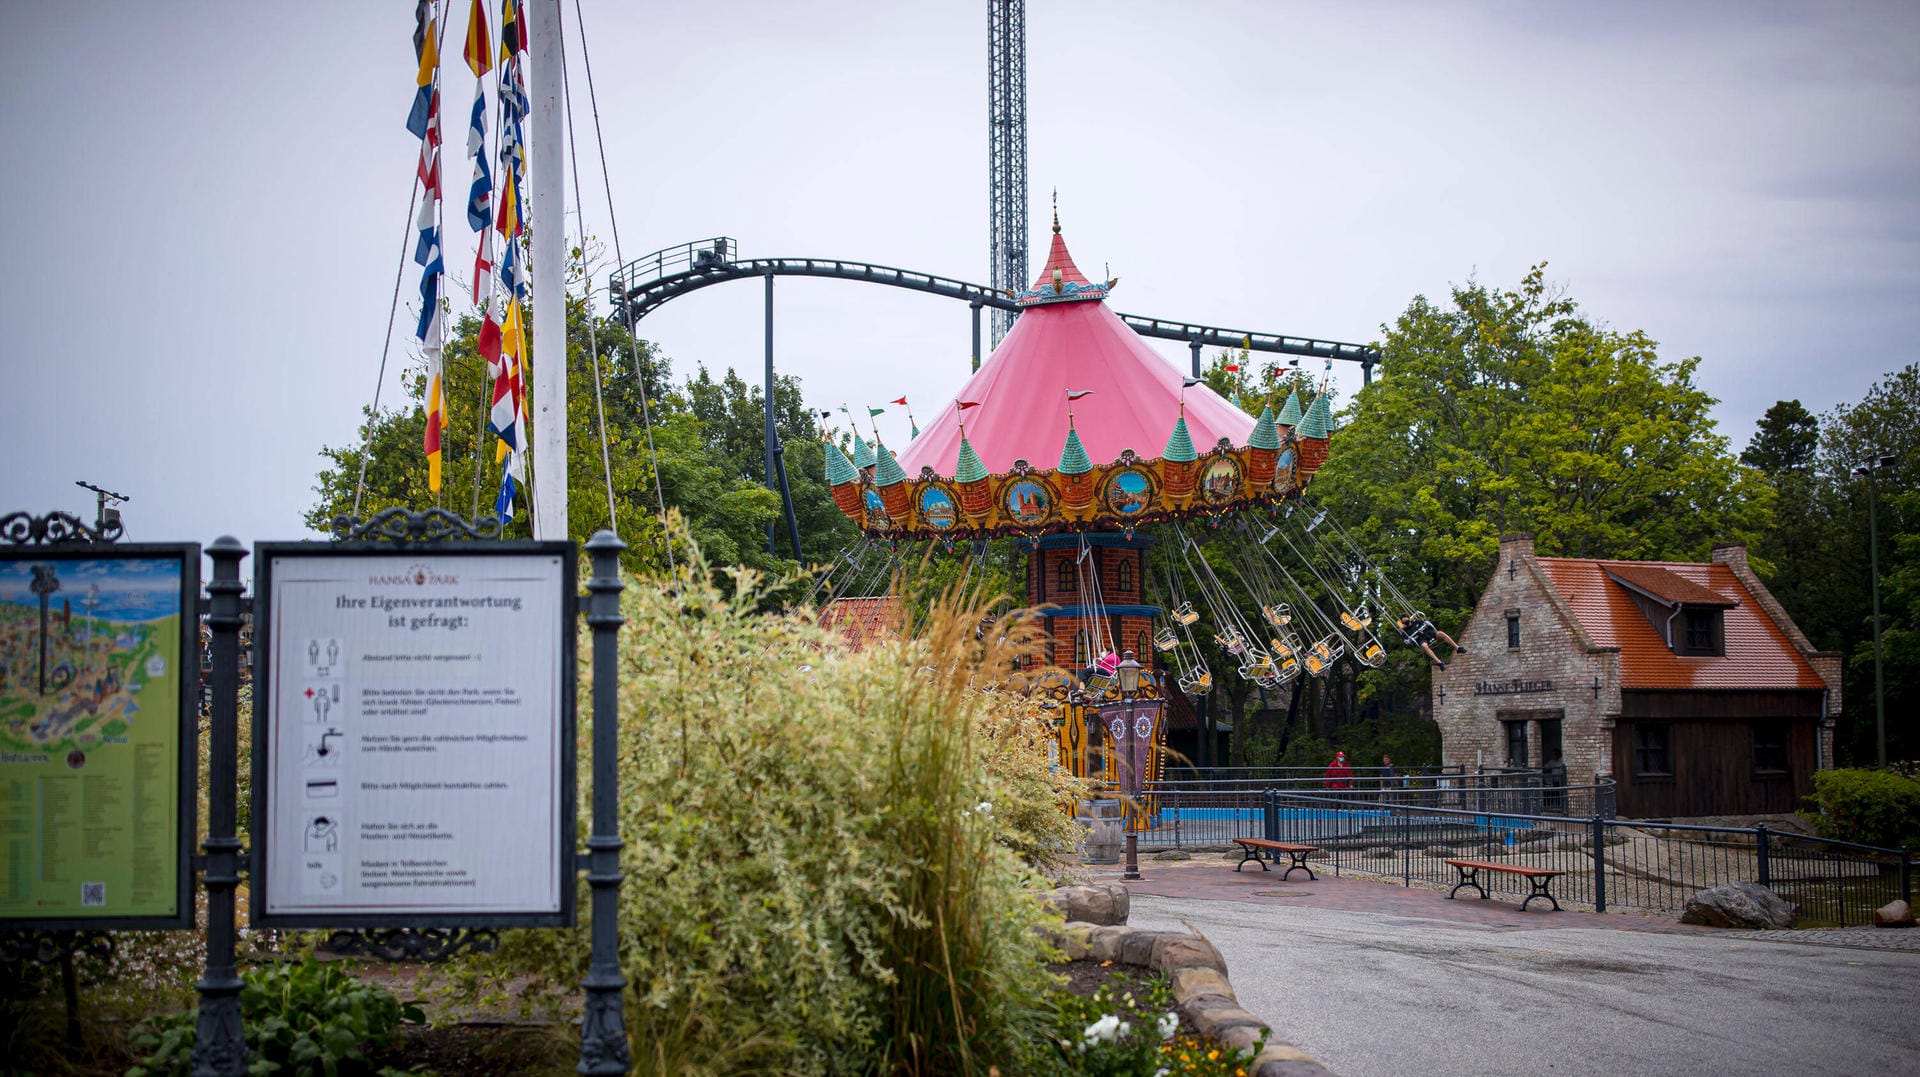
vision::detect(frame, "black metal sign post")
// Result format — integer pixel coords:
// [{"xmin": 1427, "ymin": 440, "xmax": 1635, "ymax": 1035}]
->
[
  {"xmin": 578, "ymin": 531, "xmax": 631, "ymax": 1074},
  {"xmin": 191, "ymin": 537, "xmax": 247, "ymax": 1076}
]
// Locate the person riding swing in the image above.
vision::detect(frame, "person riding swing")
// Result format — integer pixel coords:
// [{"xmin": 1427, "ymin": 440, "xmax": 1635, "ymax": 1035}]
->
[{"xmin": 1396, "ymin": 611, "xmax": 1465, "ymax": 670}]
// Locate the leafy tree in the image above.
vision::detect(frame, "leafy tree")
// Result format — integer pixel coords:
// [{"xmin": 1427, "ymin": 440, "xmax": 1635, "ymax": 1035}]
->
[
  {"xmin": 1786, "ymin": 365, "xmax": 1918, "ymax": 764},
  {"xmin": 1741, "ymin": 399, "xmax": 1819, "ymax": 472}
]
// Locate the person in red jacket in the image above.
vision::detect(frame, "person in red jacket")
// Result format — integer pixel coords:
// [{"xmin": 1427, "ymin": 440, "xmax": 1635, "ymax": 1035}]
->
[{"xmin": 1323, "ymin": 751, "xmax": 1354, "ymax": 790}]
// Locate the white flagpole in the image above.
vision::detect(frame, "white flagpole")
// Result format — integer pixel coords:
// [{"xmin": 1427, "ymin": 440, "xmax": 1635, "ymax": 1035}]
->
[{"xmin": 528, "ymin": 0, "xmax": 568, "ymax": 539}]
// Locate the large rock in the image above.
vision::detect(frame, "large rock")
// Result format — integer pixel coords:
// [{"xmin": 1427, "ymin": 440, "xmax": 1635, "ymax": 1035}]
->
[
  {"xmin": 1679, "ymin": 882, "xmax": 1797, "ymax": 929},
  {"xmin": 1872, "ymin": 899, "xmax": 1915, "ymax": 928}
]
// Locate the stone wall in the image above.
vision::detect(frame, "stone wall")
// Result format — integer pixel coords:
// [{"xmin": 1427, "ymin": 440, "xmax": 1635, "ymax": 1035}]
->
[{"xmin": 1434, "ymin": 533, "xmax": 1620, "ymax": 785}]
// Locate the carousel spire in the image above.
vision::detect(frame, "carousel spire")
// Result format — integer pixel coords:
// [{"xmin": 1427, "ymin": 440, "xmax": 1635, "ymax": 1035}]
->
[
  {"xmin": 825, "ymin": 439, "xmax": 858, "ymax": 486},
  {"xmin": 1247, "ymin": 405, "xmax": 1280, "ymax": 451},
  {"xmin": 953, "ymin": 424, "xmax": 988, "ymax": 484},
  {"xmin": 1059, "ymin": 424, "xmax": 1092, "ymax": 475},
  {"xmin": 1163, "ymin": 409, "xmax": 1197, "ymax": 463},
  {"xmin": 851, "ymin": 430, "xmax": 876, "ymax": 470},
  {"xmin": 1276, "ymin": 389, "xmax": 1303, "ymax": 428},
  {"xmin": 1297, "ymin": 394, "xmax": 1332, "ymax": 440}
]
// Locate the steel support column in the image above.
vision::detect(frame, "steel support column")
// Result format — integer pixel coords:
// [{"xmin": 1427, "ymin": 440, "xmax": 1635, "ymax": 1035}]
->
[
  {"xmin": 1189, "ymin": 338, "xmax": 1202, "ymax": 379},
  {"xmin": 764, "ymin": 271, "xmax": 777, "ymax": 557},
  {"xmin": 971, "ymin": 300, "xmax": 983, "ymax": 372},
  {"xmin": 190, "ymin": 537, "xmax": 247, "ymax": 1077}
]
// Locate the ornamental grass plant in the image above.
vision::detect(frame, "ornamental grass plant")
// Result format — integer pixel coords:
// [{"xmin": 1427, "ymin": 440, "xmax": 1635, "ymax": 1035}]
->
[{"xmin": 466, "ymin": 533, "xmax": 1089, "ymax": 1075}]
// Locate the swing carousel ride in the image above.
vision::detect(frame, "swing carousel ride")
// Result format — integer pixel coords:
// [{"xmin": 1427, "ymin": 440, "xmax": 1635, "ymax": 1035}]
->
[{"xmin": 813, "ymin": 216, "xmax": 1428, "ymax": 788}]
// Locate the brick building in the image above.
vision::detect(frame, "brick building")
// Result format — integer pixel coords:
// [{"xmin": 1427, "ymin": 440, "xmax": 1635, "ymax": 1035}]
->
[{"xmin": 1434, "ymin": 534, "xmax": 1841, "ymax": 818}]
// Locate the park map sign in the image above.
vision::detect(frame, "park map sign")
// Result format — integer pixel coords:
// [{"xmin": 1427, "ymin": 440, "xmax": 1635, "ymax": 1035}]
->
[{"xmin": 0, "ymin": 546, "xmax": 198, "ymax": 929}]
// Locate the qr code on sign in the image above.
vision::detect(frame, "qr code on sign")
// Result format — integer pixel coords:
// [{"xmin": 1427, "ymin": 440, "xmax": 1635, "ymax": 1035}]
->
[{"xmin": 81, "ymin": 882, "xmax": 105, "ymax": 907}]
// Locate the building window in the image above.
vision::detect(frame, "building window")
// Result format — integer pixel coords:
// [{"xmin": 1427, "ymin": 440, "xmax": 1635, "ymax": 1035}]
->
[
  {"xmin": 1753, "ymin": 724, "xmax": 1788, "ymax": 775},
  {"xmin": 1506, "ymin": 613, "xmax": 1521, "ymax": 649},
  {"xmin": 1057, "ymin": 558, "xmax": 1075, "ymax": 596},
  {"xmin": 1117, "ymin": 559, "xmax": 1133, "ymax": 595},
  {"xmin": 1678, "ymin": 608, "xmax": 1723, "ymax": 656},
  {"xmin": 1137, "ymin": 631, "xmax": 1150, "ymax": 662},
  {"xmin": 1073, "ymin": 628, "xmax": 1090, "ymax": 668},
  {"xmin": 1633, "ymin": 725, "xmax": 1672, "ymax": 778},
  {"xmin": 1503, "ymin": 720, "xmax": 1529, "ymax": 768}
]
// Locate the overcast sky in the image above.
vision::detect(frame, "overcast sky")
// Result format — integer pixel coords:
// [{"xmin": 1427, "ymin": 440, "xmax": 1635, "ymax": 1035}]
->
[{"xmin": 3, "ymin": 2, "xmax": 1915, "ymax": 547}]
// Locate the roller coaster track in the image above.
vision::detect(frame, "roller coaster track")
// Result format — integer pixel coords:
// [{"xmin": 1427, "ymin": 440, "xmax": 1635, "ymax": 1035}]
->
[{"xmin": 611, "ymin": 238, "xmax": 1381, "ymax": 372}]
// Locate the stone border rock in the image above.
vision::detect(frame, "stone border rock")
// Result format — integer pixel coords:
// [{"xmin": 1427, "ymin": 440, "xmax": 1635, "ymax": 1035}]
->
[{"xmin": 1041, "ymin": 912, "xmax": 1333, "ymax": 1076}]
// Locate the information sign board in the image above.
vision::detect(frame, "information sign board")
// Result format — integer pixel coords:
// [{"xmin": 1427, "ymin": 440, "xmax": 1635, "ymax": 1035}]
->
[
  {"xmin": 0, "ymin": 544, "xmax": 199, "ymax": 930},
  {"xmin": 252, "ymin": 544, "xmax": 574, "ymax": 927}
]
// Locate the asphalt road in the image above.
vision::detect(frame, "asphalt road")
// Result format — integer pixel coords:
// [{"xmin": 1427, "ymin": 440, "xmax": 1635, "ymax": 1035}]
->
[{"xmin": 1130, "ymin": 895, "xmax": 1920, "ymax": 1077}]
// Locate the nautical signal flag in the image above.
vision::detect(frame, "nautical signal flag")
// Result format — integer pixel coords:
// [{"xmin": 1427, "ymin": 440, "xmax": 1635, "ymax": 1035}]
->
[
  {"xmin": 407, "ymin": 5, "xmax": 440, "ymax": 139},
  {"xmin": 500, "ymin": 0, "xmax": 526, "ymax": 62},
  {"xmin": 463, "ymin": 0, "xmax": 492, "ymax": 77},
  {"xmin": 466, "ymin": 88, "xmax": 492, "ymax": 232}
]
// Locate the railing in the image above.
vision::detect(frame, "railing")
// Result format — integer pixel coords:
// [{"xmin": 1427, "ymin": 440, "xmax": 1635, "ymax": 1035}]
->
[
  {"xmin": 607, "ymin": 236, "xmax": 738, "ymax": 295},
  {"xmin": 1144, "ymin": 772, "xmax": 1616, "ymax": 822},
  {"xmin": 1234, "ymin": 790, "xmax": 1914, "ymax": 927}
]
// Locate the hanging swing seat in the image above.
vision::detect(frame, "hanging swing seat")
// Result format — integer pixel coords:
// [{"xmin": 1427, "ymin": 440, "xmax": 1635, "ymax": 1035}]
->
[
  {"xmin": 1179, "ymin": 667, "xmax": 1213, "ymax": 695},
  {"xmin": 1353, "ymin": 635, "xmax": 1387, "ymax": 668},
  {"xmin": 1171, "ymin": 602, "xmax": 1200, "ymax": 626},
  {"xmin": 1339, "ymin": 609, "xmax": 1372, "ymax": 632},
  {"xmin": 1153, "ymin": 626, "xmax": 1180, "ymax": 653},
  {"xmin": 1217, "ymin": 630, "xmax": 1247, "ymax": 655},
  {"xmin": 1262, "ymin": 603, "xmax": 1293, "ymax": 628}
]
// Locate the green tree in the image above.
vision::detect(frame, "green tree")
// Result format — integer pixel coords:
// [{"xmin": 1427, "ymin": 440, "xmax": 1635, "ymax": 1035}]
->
[
  {"xmin": 1797, "ymin": 365, "xmax": 1919, "ymax": 764},
  {"xmin": 1259, "ymin": 267, "xmax": 1778, "ymax": 764},
  {"xmin": 1742, "ymin": 399, "xmax": 1819, "ymax": 472}
]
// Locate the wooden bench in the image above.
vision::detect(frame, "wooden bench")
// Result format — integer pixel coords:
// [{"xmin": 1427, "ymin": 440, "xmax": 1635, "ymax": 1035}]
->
[
  {"xmin": 1232, "ymin": 838, "xmax": 1319, "ymax": 880},
  {"xmin": 1444, "ymin": 858, "xmax": 1565, "ymax": 911}
]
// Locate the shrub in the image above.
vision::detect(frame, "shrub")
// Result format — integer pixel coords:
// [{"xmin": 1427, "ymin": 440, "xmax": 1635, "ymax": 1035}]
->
[
  {"xmin": 126, "ymin": 958, "xmax": 420, "ymax": 1077},
  {"xmin": 1020, "ymin": 975, "xmax": 1259, "ymax": 1077},
  {"xmin": 1805, "ymin": 768, "xmax": 1920, "ymax": 851},
  {"xmin": 458, "ymin": 537, "xmax": 1085, "ymax": 1074}
]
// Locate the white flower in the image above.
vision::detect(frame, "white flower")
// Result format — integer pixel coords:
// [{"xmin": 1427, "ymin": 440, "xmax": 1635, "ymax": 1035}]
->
[
  {"xmin": 975, "ymin": 801, "xmax": 993, "ymax": 814},
  {"xmin": 1082, "ymin": 1014, "xmax": 1126, "ymax": 1044},
  {"xmin": 1156, "ymin": 1011, "xmax": 1179, "ymax": 1040}
]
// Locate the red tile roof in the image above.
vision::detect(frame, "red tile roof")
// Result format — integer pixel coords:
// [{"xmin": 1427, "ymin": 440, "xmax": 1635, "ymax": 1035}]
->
[
  {"xmin": 1602, "ymin": 563, "xmax": 1737, "ymax": 608},
  {"xmin": 1535, "ymin": 558, "xmax": 1825, "ymax": 691},
  {"xmin": 819, "ymin": 596, "xmax": 903, "ymax": 651}
]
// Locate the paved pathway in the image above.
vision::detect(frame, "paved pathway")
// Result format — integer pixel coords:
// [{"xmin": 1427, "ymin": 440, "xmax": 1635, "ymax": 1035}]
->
[{"xmin": 1104, "ymin": 862, "xmax": 1919, "ymax": 1077}]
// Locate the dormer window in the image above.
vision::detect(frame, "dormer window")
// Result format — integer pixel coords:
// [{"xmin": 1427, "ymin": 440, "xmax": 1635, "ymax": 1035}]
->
[{"xmin": 1679, "ymin": 607, "xmax": 1724, "ymax": 656}]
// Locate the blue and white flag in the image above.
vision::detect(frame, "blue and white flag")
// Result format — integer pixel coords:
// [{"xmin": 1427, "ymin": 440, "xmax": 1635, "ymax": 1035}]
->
[{"xmin": 465, "ymin": 83, "xmax": 492, "ymax": 232}]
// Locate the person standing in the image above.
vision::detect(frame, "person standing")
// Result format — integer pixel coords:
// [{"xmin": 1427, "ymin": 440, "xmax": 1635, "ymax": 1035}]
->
[
  {"xmin": 1543, "ymin": 750, "xmax": 1569, "ymax": 816},
  {"xmin": 1324, "ymin": 751, "xmax": 1354, "ymax": 790},
  {"xmin": 1379, "ymin": 754, "xmax": 1399, "ymax": 791}
]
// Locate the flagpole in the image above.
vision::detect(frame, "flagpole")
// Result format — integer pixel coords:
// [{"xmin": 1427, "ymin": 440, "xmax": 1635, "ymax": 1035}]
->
[{"xmin": 528, "ymin": 0, "xmax": 567, "ymax": 539}]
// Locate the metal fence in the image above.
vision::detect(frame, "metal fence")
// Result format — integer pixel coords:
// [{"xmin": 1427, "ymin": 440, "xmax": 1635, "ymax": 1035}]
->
[
  {"xmin": 1241, "ymin": 791, "xmax": 1913, "ymax": 926},
  {"xmin": 1140, "ymin": 772, "xmax": 1616, "ymax": 842}
]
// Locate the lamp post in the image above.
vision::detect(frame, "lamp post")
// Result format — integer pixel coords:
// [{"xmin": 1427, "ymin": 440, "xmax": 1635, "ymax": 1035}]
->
[
  {"xmin": 1852, "ymin": 454, "xmax": 1897, "ymax": 768},
  {"xmin": 1116, "ymin": 650, "xmax": 1143, "ymax": 882}
]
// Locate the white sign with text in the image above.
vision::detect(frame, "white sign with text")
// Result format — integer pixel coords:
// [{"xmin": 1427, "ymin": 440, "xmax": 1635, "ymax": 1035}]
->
[{"xmin": 263, "ymin": 552, "xmax": 565, "ymax": 917}]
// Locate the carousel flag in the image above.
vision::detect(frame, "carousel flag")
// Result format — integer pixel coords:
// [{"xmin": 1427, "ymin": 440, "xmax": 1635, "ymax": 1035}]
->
[
  {"xmin": 463, "ymin": 0, "xmax": 492, "ymax": 76},
  {"xmin": 956, "ymin": 400, "xmax": 981, "ymax": 411},
  {"xmin": 867, "ymin": 406, "xmax": 886, "ymax": 417},
  {"xmin": 1066, "ymin": 389, "xmax": 1094, "ymax": 400},
  {"xmin": 890, "ymin": 396, "xmax": 908, "ymax": 405}
]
